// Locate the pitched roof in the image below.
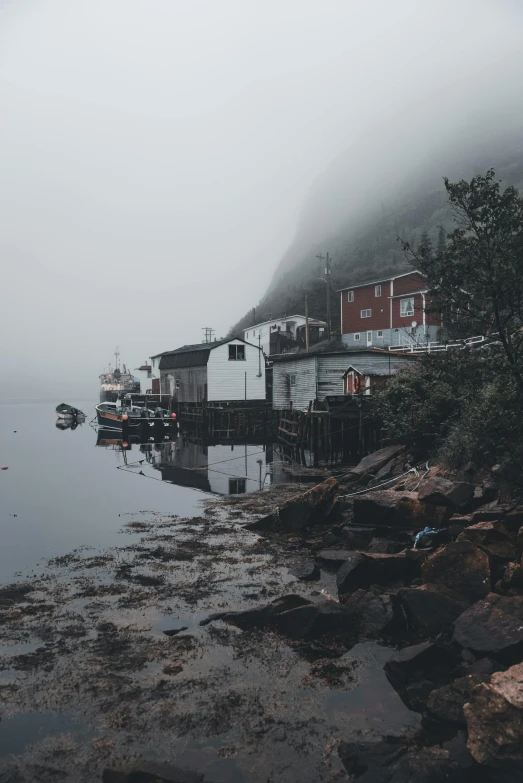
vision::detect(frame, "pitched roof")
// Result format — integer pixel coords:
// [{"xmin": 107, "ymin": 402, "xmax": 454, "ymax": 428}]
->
[
  {"xmin": 157, "ymin": 337, "xmax": 260, "ymax": 370},
  {"xmin": 337, "ymin": 270, "xmax": 424, "ymax": 293}
]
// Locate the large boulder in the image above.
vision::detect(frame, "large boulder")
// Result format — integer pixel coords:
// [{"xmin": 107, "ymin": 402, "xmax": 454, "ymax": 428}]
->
[
  {"xmin": 464, "ymin": 662, "xmax": 523, "ymax": 781},
  {"xmin": 316, "ymin": 549, "xmax": 353, "ymax": 568},
  {"xmin": 418, "ymin": 477, "xmax": 475, "ymax": 509},
  {"xmin": 453, "ymin": 593, "xmax": 523, "ymax": 663},
  {"xmin": 336, "ymin": 551, "xmax": 424, "ymax": 596},
  {"xmin": 384, "ymin": 641, "xmax": 460, "ymax": 712},
  {"xmin": 244, "ymin": 477, "xmax": 338, "ymax": 532},
  {"xmin": 421, "ymin": 541, "xmax": 491, "ymax": 604},
  {"xmin": 424, "ymin": 674, "xmax": 490, "ymax": 732},
  {"xmin": 289, "ymin": 561, "xmax": 320, "ymax": 581},
  {"xmin": 353, "ymin": 489, "xmax": 450, "ymax": 528},
  {"xmin": 395, "ymin": 584, "xmax": 468, "ymax": 638},
  {"xmin": 343, "ymin": 444, "xmax": 405, "ymax": 481},
  {"xmin": 342, "ymin": 588, "xmax": 394, "ymax": 637},
  {"xmin": 458, "ymin": 521, "xmax": 515, "ymax": 562}
]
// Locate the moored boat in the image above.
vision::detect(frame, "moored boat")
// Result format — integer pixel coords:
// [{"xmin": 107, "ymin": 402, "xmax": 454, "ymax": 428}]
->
[
  {"xmin": 95, "ymin": 402, "xmax": 177, "ymax": 432},
  {"xmin": 56, "ymin": 403, "xmax": 86, "ymax": 419}
]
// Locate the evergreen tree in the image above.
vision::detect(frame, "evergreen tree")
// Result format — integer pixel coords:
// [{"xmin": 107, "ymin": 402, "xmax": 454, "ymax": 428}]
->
[
  {"xmin": 437, "ymin": 226, "xmax": 446, "ymax": 256},
  {"xmin": 418, "ymin": 230, "xmax": 433, "ymax": 259}
]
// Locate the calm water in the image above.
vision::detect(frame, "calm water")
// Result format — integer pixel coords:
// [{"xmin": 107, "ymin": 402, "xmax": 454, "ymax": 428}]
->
[{"xmin": 0, "ymin": 400, "xmax": 206, "ymax": 582}]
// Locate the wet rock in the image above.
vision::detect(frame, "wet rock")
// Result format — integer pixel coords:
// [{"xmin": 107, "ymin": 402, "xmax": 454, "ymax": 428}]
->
[
  {"xmin": 396, "ymin": 584, "xmax": 468, "ymax": 637},
  {"xmin": 464, "ymin": 662, "xmax": 523, "ymax": 781},
  {"xmin": 343, "ymin": 444, "xmax": 405, "ymax": 481},
  {"xmin": 103, "ymin": 761, "xmax": 205, "ymax": 782},
  {"xmin": 316, "ymin": 549, "xmax": 353, "ymax": 568},
  {"xmin": 424, "ymin": 674, "xmax": 490, "ymax": 732},
  {"xmin": 501, "ymin": 559, "xmax": 523, "ymax": 591},
  {"xmin": 418, "ymin": 477, "xmax": 475, "ymax": 509},
  {"xmin": 471, "ymin": 501, "xmax": 505, "ymax": 523},
  {"xmin": 244, "ymin": 477, "xmax": 338, "ymax": 532},
  {"xmin": 322, "ymin": 532, "xmax": 338, "ymax": 546},
  {"xmin": 421, "ymin": 541, "xmax": 491, "ymax": 604},
  {"xmin": 342, "ymin": 588, "xmax": 394, "ymax": 637},
  {"xmin": 384, "ymin": 641, "xmax": 460, "ymax": 712},
  {"xmin": 453, "ymin": 593, "xmax": 523, "ymax": 663},
  {"xmin": 289, "ymin": 561, "xmax": 320, "ymax": 581},
  {"xmin": 272, "ymin": 600, "xmax": 353, "ymax": 639},
  {"xmin": 367, "ymin": 537, "xmax": 396, "ymax": 554},
  {"xmin": 203, "ymin": 594, "xmax": 312, "ymax": 631},
  {"xmin": 503, "ymin": 508, "xmax": 523, "ymax": 533},
  {"xmin": 337, "ymin": 551, "xmax": 423, "ymax": 596},
  {"xmin": 340, "ymin": 525, "xmax": 375, "ymax": 548},
  {"xmin": 338, "ymin": 741, "xmax": 467, "ymax": 782},
  {"xmin": 353, "ymin": 489, "xmax": 450, "ymax": 529},
  {"xmin": 457, "ymin": 521, "xmax": 515, "ymax": 562},
  {"xmin": 163, "ymin": 626, "xmax": 189, "ymax": 637}
]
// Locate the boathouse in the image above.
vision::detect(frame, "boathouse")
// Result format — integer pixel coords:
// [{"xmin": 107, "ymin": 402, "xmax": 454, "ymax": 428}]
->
[
  {"xmin": 338, "ymin": 271, "xmax": 442, "ymax": 349},
  {"xmin": 156, "ymin": 338, "xmax": 266, "ymax": 404},
  {"xmin": 272, "ymin": 349, "xmax": 418, "ymax": 409}
]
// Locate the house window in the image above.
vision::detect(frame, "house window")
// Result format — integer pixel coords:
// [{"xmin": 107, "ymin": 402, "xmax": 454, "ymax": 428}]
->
[
  {"xmin": 400, "ymin": 297, "xmax": 415, "ymax": 317},
  {"xmin": 354, "ymin": 333, "xmax": 360, "ymax": 341},
  {"xmin": 375, "ymin": 285, "xmax": 382, "ymax": 297},
  {"xmin": 377, "ymin": 330, "xmax": 383, "ymax": 338},
  {"xmin": 361, "ymin": 309, "xmax": 372, "ymax": 318},
  {"xmin": 229, "ymin": 478, "xmax": 246, "ymax": 494},
  {"xmin": 348, "ymin": 290, "xmax": 354, "ymax": 302},
  {"xmin": 229, "ymin": 344, "xmax": 245, "ymax": 360},
  {"xmin": 175, "ymin": 379, "xmax": 180, "ymax": 390},
  {"xmin": 253, "ymin": 329, "xmax": 256, "ymax": 336},
  {"xmin": 289, "ymin": 373, "xmax": 296, "ymax": 387}
]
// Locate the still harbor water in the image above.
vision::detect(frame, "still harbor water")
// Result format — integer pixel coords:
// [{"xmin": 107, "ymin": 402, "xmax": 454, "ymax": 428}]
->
[{"xmin": 0, "ymin": 400, "xmax": 277, "ymax": 583}]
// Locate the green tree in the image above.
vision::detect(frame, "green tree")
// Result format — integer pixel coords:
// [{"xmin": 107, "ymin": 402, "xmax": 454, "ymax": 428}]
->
[
  {"xmin": 401, "ymin": 169, "xmax": 523, "ymax": 399},
  {"xmin": 418, "ymin": 230, "xmax": 432, "ymax": 260}
]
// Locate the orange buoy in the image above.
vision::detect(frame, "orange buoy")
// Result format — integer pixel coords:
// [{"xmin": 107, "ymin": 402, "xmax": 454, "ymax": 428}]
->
[
  {"xmin": 122, "ymin": 414, "xmax": 129, "ymax": 421},
  {"xmin": 171, "ymin": 412, "xmax": 177, "ymax": 419}
]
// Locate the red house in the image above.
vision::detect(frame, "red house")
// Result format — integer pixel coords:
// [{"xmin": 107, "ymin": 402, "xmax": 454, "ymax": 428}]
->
[{"xmin": 338, "ymin": 270, "xmax": 441, "ymax": 349}]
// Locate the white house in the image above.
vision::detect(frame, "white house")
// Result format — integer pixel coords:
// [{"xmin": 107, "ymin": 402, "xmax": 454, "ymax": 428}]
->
[
  {"xmin": 156, "ymin": 338, "xmax": 266, "ymax": 403},
  {"xmin": 243, "ymin": 315, "xmax": 326, "ymax": 356}
]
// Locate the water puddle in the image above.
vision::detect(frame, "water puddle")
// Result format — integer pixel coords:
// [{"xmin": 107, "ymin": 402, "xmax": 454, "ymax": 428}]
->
[{"xmin": 0, "ymin": 712, "xmax": 92, "ymax": 756}]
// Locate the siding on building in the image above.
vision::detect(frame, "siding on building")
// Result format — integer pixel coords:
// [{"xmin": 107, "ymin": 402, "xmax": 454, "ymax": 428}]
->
[
  {"xmin": 206, "ymin": 339, "xmax": 265, "ymax": 402},
  {"xmin": 161, "ymin": 366, "xmax": 207, "ymax": 402},
  {"xmin": 273, "ymin": 355, "xmax": 317, "ymax": 410},
  {"xmin": 316, "ymin": 355, "xmax": 351, "ymax": 399}
]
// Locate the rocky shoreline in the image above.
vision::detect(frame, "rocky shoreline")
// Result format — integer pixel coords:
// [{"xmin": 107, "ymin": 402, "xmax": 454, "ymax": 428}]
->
[{"xmin": 1, "ymin": 447, "xmax": 522, "ymax": 781}]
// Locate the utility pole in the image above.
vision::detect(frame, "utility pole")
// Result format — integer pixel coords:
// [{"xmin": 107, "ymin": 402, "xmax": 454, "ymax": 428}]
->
[
  {"xmin": 316, "ymin": 252, "xmax": 332, "ymax": 340},
  {"xmin": 202, "ymin": 327, "xmax": 215, "ymax": 344},
  {"xmin": 305, "ymin": 295, "xmax": 310, "ymax": 353},
  {"xmin": 257, "ymin": 334, "xmax": 262, "ymax": 376}
]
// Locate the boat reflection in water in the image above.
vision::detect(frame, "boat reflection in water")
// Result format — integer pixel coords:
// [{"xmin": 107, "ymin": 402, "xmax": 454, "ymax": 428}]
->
[
  {"xmin": 56, "ymin": 418, "xmax": 84, "ymax": 431},
  {"xmin": 95, "ymin": 428, "xmax": 278, "ymax": 495}
]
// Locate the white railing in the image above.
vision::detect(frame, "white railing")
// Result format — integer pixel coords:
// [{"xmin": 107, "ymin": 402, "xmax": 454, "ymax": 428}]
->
[{"xmin": 387, "ymin": 335, "xmax": 487, "ymax": 354}]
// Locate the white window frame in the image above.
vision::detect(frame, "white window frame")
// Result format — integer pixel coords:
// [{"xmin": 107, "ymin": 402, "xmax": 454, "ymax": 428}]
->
[
  {"xmin": 400, "ymin": 297, "xmax": 415, "ymax": 317},
  {"xmin": 361, "ymin": 309, "xmax": 372, "ymax": 318},
  {"xmin": 289, "ymin": 373, "xmax": 296, "ymax": 387},
  {"xmin": 347, "ymin": 290, "xmax": 354, "ymax": 302},
  {"xmin": 353, "ymin": 333, "xmax": 360, "ymax": 341},
  {"xmin": 375, "ymin": 285, "xmax": 382, "ymax": 297},
  {"xmin": 377, "ymin": 330, "xmax": 383, "ymax": 338}
]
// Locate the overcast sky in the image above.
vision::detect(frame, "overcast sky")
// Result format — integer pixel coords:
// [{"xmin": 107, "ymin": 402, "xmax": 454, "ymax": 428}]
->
[{"xmin": 1, "ymin": 0, "xmax": 522, "ymax": 397}]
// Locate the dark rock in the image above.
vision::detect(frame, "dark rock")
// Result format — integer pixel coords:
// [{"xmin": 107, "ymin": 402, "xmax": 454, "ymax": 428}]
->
[
  {"xmin": 418, "ymin": 477, "xmax": 475, "ymax": 509},
  {"xmin": 396, "ymin": 584, "xmax": 468, "ymax": 637},
  {"xmin": 453, "ymin": 593, "xmax": 523, "ymax": 663},
  {"xmin": 421, "ymin": 541, "xmax": 491, "ymax": 604},
  {"xmin": 289, "ymin": 561, "xmax": 320, "ymax": 581},
  {"xmin": 464, "ymin": 662, "xmax": 523, "ymax": 781},
  {"xmin": 244, "ymin": 477, "xmax": 338, "ymax": 532},
  {"xmin": 342, "ymin": 588, "xmax": 394, "ymax": 637},
  {"xmin": 385, "ymin": 641, "xmax": 460, "ymax": 712},
  {"xmin": 501, "ymin": 559, "xmax": 523, "ymax": 591},
  {"xmin": 424, "ymin": 674, "xmax": 490, "ymax": 731},
  {"xmin": 205, "ymin": 594, "xmax": 312, "ymax": 631},
  {"xmin": 344, "ymin": 445, "xmax": 405, "ymax": 481},
  {"xmin": 103, "ymin": 761, "xmax": 205, "ymax": 783},
  {"xmin": 461, "ymin": 657, "xmax": 503, "ymax": 677},
  {"xmin": 517, "ymin": 527, "xmax": 523, "ymax": 557},
  {"xmin": 322, "ymin": 532, "xmax": 338, "ymax": 546},
  {"xmin": 316, "ymin": 549, "xmax": 353, "ymax": 567},
  {"xmin": 458, "ymin": 521, "xmax": 515, "ymax": 562},
  {"xmin": 367, "ymin": 537, "xmax": 396, "ymax": 554},
  {"xmin": 337, "ymin": 551, "xmax": 423, "ymax": 596},
  {"xmin": 272, "ymin": 600, "xmax": 352, "ymax": 639},
  {"xmin": 353, "ymin": 489, "xmax": 450, "ymax": 528},
  {"xmin": 340, "ymin": 525, "xmax": 375, "ymax": 548},
  {"xmin": 339, "ymin": 741, "xmax": 467, "ymax": 782},
  {"xmin": 471, "ymin": 501, "xmax": 505, "ymax": 523},
  {"xmin": 163, "ymin": 626, "xmax": 188, "ymax": 637},
  {"xmin": 504, "ymin": 508, "xmax": 523, "ymax": 533}
]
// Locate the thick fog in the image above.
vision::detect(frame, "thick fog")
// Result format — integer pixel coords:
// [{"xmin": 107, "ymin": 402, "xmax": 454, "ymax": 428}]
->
[{"xmin": 1, "ymin": 0, "xmax": 522, "ymax": 398}]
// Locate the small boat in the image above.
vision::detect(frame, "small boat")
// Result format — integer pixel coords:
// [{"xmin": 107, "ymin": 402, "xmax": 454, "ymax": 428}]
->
[
  {"xmin": 56, "ymin": 403, "xmax": 86, "ymax": 419},
  {"xmin": 95, "ymin": 402, "xmax": 176, "ymax": 432}
]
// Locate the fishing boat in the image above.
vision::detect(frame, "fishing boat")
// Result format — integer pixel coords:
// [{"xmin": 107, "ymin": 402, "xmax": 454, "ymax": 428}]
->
[
  {"xmin": 95, "ymin": 402, "xmax": 177, "ymax": 432},
  {"xmin": 56, "ymin": 403, "xmax": 86, "ymax": 419},
  {"xmin": 99, "ymin": 348, "xmax": 140, "ymax": 402}
]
